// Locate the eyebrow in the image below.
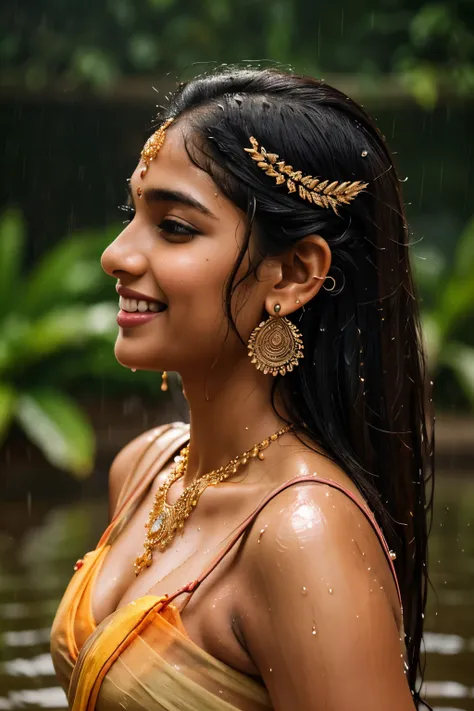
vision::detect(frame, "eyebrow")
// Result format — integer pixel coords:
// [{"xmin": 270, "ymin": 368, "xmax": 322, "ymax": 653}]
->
[{"xmin": 127, "ymin": 184, "xmax": 216, "ymax": 219}]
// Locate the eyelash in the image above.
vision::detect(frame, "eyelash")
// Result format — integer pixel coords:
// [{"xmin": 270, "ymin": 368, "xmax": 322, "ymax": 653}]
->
[{"xmin": 118, "ymin": 205, "xmax": 198, "ymax": 240}]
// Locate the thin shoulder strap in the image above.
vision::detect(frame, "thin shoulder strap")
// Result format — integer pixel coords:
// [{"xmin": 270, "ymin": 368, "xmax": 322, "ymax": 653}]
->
[
  {"xmin": 97, "ymin": 423, "xmax": 190, "ymax": 547},
  {"xmin": 164, "ymin": 475, "xmax": 402, "ymax": 609},
  {"xmin": 114, "ymin": 423, "xmax": 189, "ymax": 516}
]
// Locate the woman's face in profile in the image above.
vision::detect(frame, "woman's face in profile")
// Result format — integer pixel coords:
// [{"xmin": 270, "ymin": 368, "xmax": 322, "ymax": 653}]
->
[{"xmin": 101, "ymin": 123, "xmax": 268, "ymax": 376}]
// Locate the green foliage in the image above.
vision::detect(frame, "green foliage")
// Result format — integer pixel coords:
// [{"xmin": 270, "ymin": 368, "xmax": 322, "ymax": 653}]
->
[
  {"xmin": 414, "ymin": 215, "xmax": 474, "ymax": 408},
  {"xmin": 2, "ymin": 0, "xmax": 473, "ymax": 105},
  {"xmin": 0, "ymin": 209, "xmax": 119, "ymax": 477}
]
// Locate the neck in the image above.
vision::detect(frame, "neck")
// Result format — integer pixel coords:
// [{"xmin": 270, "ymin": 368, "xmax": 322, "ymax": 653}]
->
[{"xmin": 179, "ymin": 360, "xmax": 291, "ymax": 484}]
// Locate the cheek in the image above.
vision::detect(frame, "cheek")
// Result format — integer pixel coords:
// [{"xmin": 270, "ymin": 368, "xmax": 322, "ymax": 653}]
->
[{"xmin": 155, "ymin": 243, "xmax": 238, "ymax": 310}]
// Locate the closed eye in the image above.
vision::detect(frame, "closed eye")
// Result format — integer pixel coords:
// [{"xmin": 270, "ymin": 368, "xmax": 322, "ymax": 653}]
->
[{"xmin": 157, "ymin": 219, "xmax": 199, "ymax": 242}]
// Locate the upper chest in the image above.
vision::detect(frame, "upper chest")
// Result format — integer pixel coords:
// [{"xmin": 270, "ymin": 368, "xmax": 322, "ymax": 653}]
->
[{"xmin": 92, "ymin": 471, "xmax": 266, "ymax": 675}]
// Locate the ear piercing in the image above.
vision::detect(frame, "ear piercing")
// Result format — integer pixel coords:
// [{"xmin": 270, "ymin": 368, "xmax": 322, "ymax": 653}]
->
[{"xmin": 312, "ymin": 275, "xmax": 337, "ymax": 292}]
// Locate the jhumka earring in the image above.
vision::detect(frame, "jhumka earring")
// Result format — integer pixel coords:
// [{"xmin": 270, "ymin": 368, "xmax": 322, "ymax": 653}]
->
[
  {"xmin": 161, "ymin": 371, "xmax": 168, "ymax": 392},
  {"xmin": 248, "ymin": 304, "xmax": 304, "ymax": 376}
]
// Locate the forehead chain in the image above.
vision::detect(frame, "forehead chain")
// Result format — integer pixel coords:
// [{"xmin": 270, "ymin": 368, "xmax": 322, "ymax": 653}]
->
[{"xmin": 139, "ymin": 117, "xmax": 174, "ymax": 178}]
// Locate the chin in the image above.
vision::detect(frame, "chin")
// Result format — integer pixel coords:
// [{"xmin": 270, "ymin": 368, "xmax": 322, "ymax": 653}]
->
[{"xmin": 114, "ymin": 337, "xmax": 163, "ymax": 373}]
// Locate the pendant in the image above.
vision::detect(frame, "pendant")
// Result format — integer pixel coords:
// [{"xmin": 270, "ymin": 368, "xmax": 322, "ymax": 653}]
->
[
  {"xmin": 150, "ymin": 512, "xmax": 165, "ymax": 534},
  {"xmin": 148, "ymin": 504, "xmax": 172, "ymax": 548}
]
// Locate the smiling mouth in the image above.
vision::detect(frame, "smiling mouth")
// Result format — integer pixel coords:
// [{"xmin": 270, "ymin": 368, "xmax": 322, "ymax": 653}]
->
[{"xmin": 119, "ymin": 296, "xmax": 168, "ymax": 313}]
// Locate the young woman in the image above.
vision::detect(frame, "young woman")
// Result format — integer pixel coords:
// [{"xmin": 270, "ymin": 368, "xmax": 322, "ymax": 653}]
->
[{"xmin": 51, "ymin": 68, "xmax": 434, "ymax": 711}]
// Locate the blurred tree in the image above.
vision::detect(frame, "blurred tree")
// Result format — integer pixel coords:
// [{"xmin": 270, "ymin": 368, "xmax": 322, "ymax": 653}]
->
[{"xmin": 2, "ymin": 0, "xmax": 473, "ymax": 106}]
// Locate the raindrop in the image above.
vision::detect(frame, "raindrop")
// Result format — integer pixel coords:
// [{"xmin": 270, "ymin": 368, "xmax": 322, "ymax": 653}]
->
[
  {"xmin": 312, "ymin": 623, "xmax": 317, "ymax": 635},
  {"xmin": 328, "ymin": 587, "xmax": 334, "ymax": 595},
  {"xmin": 257, "ymin": 525, "xmax": 268, "ymax": 543},
  {"xmin": 301, "ymin": 586, "xmax": 308, "ymax": 596}
]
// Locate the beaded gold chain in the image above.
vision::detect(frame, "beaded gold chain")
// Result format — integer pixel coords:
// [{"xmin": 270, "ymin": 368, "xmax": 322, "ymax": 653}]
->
[{"xmin": 134, "ymin": 424, "xmax": 294, "ymax": 575}]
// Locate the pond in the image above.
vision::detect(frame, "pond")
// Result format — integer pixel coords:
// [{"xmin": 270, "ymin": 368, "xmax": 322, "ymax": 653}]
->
[{"xmin": 0, "ymin": 473, "xmax": 473, "ymax": 711}]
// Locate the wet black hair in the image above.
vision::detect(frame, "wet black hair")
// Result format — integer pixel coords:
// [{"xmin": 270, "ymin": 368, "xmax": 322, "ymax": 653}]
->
[{"xmin": 162, "ymin": 67, "xmax": 434, "ymax": 707}]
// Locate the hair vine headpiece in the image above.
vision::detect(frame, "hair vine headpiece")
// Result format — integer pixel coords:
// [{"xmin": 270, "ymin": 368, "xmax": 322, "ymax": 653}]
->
[
  {"xmin": 244, "ymin": 136, "xmax": 368, "ymax": 215},
  {"xmin": 139, "ymin": 117, "xmax": 174, "ymax": 178}
]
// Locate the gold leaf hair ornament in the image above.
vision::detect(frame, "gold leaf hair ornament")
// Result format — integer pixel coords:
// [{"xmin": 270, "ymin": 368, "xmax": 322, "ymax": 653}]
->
[
  {"xmin": 139, "ymin": 117, "xmax": 174, "ymax": 178},
  {"xmin": 244, "ymin": 136, "xmax": 369, "ymax": 215}
]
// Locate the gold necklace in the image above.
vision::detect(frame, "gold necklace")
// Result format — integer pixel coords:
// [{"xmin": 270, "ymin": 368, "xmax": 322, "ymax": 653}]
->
[{"xmin": 134, "ymin": 424, "xmax": 294, "ymax": 575}]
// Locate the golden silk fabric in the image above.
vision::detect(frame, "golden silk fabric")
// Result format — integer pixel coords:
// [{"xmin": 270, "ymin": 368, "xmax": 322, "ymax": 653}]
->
[{"xmin": 52, "ymin": 551, "xmax": 271, "ymax": 711}]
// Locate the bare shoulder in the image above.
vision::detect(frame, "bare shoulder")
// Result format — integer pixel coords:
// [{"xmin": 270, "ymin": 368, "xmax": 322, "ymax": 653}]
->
[
  {"xmin": 108, "ymin": 421, "xmax": 188, "ymax": 519},
  {"xmin": 241, "ymin": 451, "xmax": 401, "ymax": 623}
]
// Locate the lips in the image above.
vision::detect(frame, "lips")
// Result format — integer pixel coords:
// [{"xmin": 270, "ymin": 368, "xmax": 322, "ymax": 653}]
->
[
  {"xmin": 116, "ymin": 284, "xmax": 167, "ymax": 304},
  {"xmin": 116, "ymin": 310, "xmax": 162, "ymax": 328},
  {"xmin": 115, "ymin": 284, "xmax": 167, "ymax": 328}
]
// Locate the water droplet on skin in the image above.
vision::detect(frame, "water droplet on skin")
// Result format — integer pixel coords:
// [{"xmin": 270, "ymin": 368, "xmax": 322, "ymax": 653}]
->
[
  {"xmin": 257, "ymin": 525, "xmax": 268, "ymax": 543},
  {"xmin": 328, "ymin": 587, "xmax": 333, "ymax": 594},
  {"xmin": 312, "ymin": 623, "xmax": 317, "ymax": 635},
  {"xmin": 269, "ymin": 668, "xmax": 273, "ymax": 673},
  {"xmin": 301, "ymin": 586, "xmax": 308, "ymax": 595}
]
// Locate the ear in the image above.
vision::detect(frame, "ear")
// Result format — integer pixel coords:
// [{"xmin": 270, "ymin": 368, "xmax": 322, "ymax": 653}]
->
[{"xmin": 261, "ymin": 235, "xmax": 331, "ymax": 317}]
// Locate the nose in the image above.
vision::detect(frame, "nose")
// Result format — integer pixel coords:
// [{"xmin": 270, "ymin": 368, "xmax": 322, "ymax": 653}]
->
[{"xmin": 101, "ymin": 225, "xmax": 148, "ymax": 279}]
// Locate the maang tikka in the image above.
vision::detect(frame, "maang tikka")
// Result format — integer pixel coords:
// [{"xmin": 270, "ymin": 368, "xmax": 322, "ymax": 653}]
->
[{"xmin": 248, "ymin": 304, "xmax": 304, "ymax": 376}]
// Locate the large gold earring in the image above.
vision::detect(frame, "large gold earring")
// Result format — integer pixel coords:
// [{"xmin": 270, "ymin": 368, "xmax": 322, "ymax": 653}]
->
[{"xmin": 248, "ymin": 305, "xmax": 304, "ymax": 376}]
